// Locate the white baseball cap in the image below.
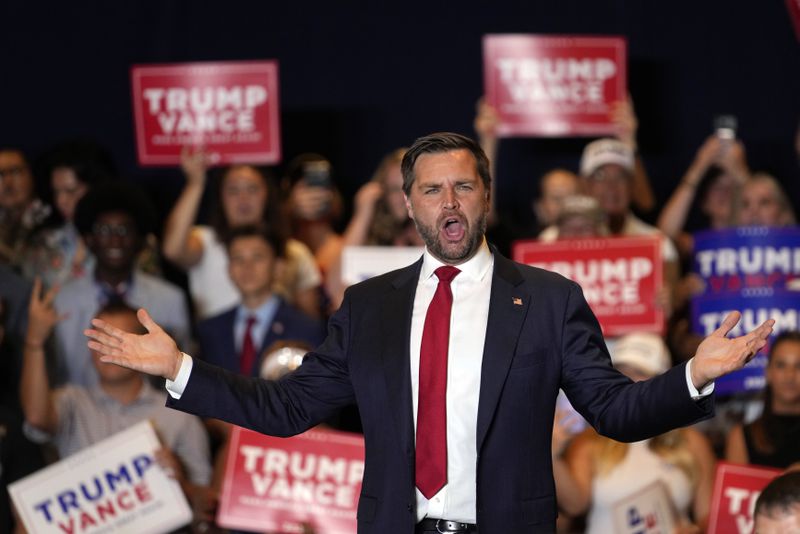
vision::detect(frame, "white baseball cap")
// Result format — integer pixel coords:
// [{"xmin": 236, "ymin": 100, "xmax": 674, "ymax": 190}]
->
[
  {"xmin": 610, "ymin": 332, "xmax": 671, "ymax": 377},
  {"xmin": 580, "ymin": 138, "xmax": 635, "ymax": 177}
]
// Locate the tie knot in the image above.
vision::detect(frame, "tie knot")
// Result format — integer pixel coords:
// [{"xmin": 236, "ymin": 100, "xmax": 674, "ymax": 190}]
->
[
  {"xmin": 245, "ymin": 315, "xmax": 257, "ymax": 328},
  {"xmin": 434, "ymin": 265, "xmax": 460, "ymax": 284}
]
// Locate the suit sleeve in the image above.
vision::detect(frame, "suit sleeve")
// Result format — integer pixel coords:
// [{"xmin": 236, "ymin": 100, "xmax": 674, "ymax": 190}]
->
[
  {"xmin": 166, "ymin": 291, "xmax": 356, "ymax": 437},
  {"xmin": 558, "ymin": 282, "xmax": 713, "ymax": 442}
]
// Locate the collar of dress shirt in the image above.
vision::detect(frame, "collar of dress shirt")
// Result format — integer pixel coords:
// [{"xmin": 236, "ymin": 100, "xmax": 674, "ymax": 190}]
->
[
  {"xmin": 420, "ymin": 238, "xmax": 493, "ymax": 284},
  {"xmin": 235, "ymin": 294, "xmax": 280, "ymax": 326}
]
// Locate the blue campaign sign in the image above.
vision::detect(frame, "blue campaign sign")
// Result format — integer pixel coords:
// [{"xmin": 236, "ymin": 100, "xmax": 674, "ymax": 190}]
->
[
  {"xmin": 691, "ymin": 289, "xmax": 800, "ymax": 395},
  {"xmin": 693, "ymin": 226, "xmax": 800, "ymax": 296}
]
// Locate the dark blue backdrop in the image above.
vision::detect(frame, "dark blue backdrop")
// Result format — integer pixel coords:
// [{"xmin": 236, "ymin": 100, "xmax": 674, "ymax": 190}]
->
[{"xmin": 3, "ymin": 0, "xmax": 799, "ymax": 232}]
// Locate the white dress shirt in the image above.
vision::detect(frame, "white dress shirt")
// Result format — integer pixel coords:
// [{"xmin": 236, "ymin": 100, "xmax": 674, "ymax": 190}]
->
[{"xmin": 411, "ymin": 240, "xmax": 493, "ymax": 523}]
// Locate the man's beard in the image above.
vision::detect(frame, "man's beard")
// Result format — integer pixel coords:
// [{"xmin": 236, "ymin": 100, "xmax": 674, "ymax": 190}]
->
[{"xmin": 413, "ymin": 211, "xmax": 487, "ymax": 264}]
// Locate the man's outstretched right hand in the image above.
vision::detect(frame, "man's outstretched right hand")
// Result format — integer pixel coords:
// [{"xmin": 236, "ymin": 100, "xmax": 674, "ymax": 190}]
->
[{"xmin": 85, "ymin": 308, "xmax": 183, "ymax": 381}]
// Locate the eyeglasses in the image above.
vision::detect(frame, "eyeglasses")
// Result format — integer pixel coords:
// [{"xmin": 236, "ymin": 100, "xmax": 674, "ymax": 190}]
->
[
  {"xmin": 92, "ymin": 222, "xmax": 135, "ymax": 238},
  {"xmin": 0, "ymin": 165, "xmax": 28, "ymax": 180}
]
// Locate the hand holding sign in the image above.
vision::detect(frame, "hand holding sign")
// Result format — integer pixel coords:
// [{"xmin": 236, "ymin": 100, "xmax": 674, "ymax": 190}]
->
[
  {"xmin": 180, "ymin": 145, "xmax": 212, "ymax": 186},
  {"xmin": 85, "ymin": 308, "xmax": 183, "ymax": 381},
  {"xmin": 691, "ymin": 311, "xmax": 774, "ymax": 391}
]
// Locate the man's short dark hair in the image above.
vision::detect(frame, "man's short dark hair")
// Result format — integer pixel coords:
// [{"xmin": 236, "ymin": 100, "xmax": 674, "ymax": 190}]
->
[
  {"xmin": 95, "ymin": 301, "xmax": 147, "ymax": 335},
  {"xmin": 73, "ymin": 181, "xmax": 157, "ymax": 238},
  {"xmin": 224, "ymin": 224, "xmax": 286, "ymax": 259},
  {"xmin": 755, "ymin": 471, "xmax": 800, "ymax": 520},
  {"xmin": 400, "ymin": 132, "xmax": 491, "ymax": 195}
]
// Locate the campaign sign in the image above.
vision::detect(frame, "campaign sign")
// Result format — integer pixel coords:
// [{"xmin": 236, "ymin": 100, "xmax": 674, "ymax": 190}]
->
[
  {"xmin": 693, "ymin": 226, "xmax": 800, "ymax": 296},
  {"xmin": 513, "ymin": 236, "xmax": 663, "ymax": 336},
  {"xmin": 691, "ymin": 288, "xmax": 800, "ymax": 395},
  {"xmin": 707, "ymin": 461, "xmax": 783, "ymax": 534},
  {"xmin": 131, "ymin": 61, "xmax": 281, "ymax": 165},
  {"xmin": 612, "ymin": 481, "xmax": 677, "ymax": 534},
  {"xmin": 787, "ymin": 0, "xmax": 800, "ymax": 41},
  {"xmin": 217, "ymin": 426, "xmax": 365, "ymax": 534},
  {"xmin": 483, "ymin": 34, "xmax": 626, "ymax": 137},
  {"xmin": 9, "ymin": 421, "xmax": 191, "ymax": 534},
  {"xmin": 340, "ymin": 246, "xmax": 424, "ymax": 286}
]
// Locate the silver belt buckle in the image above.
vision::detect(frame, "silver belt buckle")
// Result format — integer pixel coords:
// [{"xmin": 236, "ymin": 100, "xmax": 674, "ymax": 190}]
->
[{"xmin": 435, "ymin": 519, "xmax": 468, "ymax": 533}]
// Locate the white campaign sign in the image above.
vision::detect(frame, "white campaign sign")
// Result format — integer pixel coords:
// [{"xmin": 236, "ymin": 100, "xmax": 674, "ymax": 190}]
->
[
  {"xmin": 10, "ymin": 420, "xmax": 192, "ymax": 534},
  {"xmin": 341, "ymin": 246, "xmax": 424, "ymax": 286}
]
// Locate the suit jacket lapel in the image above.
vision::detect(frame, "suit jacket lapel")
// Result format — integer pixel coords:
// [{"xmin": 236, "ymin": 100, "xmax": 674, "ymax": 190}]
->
[
  {"xmin": 476, "ymin": 252, "xmax": 530, "ymax": 453},
  {"xmin": 220, "ymin": 309, "xmax": 238, "ymax": 373},
  {"xmin": 258, "ymin": 300, "xmax": 286, "ymax": 356},
  {"xmin": 381, "ymin": 259, "xmax": 422, "ymax": 466}
]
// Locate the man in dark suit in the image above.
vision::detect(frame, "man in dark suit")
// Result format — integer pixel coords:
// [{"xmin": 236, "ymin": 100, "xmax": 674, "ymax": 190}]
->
[
  {"xmin": 196, "ymin": 224, "xmax": 325, "ymax": 376},
  {"xmin": 86, "ymin": 132, "xmax": 774, "ymax": 534}
]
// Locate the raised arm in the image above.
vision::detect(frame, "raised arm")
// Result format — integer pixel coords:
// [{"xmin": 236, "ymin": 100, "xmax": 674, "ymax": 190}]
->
[
  {"xmin": 611, "ymin": 97, "xmax": 655, "ymax": 213},
  {"xmin": 341, "ymin": 180, "xmax": 384, "ymax": 247},
  {"xmin": 20, "ymin": 279, "xmax": 63, "ymax": 433},
  {"xmin": 474, "ymin": 98, "xmax": 500, "ymax": 224},
  {"xmin": 162, "ymin": 146, "xmax": 210, "ymax": 269},
  {"xmin": 657, "ymin": 136, "xmax": 721, "ymax": 240}
]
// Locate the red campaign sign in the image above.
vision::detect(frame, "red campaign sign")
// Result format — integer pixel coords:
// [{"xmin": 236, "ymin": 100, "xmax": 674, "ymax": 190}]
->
[
  {"xmin": 217, "ymin": 426, "xmax": 365, "ymax": 534},
  {"xmin": 513, "ymin": 236, "xmax": 663, "ymax": 336},
  {"xmin": 131, "ymin": 61, "xmax": 281, "ymax": 166},
  {"xmin": 483, "ymin": 34, "xmax": 626, "ymax": 137},
  {"xmin": 787, "ymin": 0, "xmax": 800, "ymax": 41},
  {"xmin": 707, "ymin": 461, "xmax": 783, "ymax": 534}
]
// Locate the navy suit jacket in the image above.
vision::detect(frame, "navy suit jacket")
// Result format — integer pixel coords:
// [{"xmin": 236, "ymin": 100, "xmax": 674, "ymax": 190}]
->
[
  {"xmin": 168, "ymin": 250, "xmax": 713, "ymax": 533},
  {"xmin": 196, "ymin": 299, "xmax": 325, "ymax": 376}
]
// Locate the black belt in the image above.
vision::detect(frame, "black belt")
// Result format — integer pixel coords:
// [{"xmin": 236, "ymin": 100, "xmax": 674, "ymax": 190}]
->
[{"xmin": 416, "ymin": 518, "xmax": 478, "ymax": 533}]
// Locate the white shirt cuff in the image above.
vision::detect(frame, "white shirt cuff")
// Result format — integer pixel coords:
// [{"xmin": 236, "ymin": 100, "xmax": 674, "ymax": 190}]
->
[
  {"xmin": 685, "ymin": 358, "xmax": 714, "ymax": 399},
  {"xmin": 165, "ymin": 352, "xmax": 193, "ymax": 399}
]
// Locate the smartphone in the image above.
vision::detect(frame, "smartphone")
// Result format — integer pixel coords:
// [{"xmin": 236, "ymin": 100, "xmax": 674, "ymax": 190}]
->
[
  {"xmin": 303, "ymin": 160, "xmax": 332, "ymax": 188},
  {"xmin": 714, "ymin": 115, "xmax": 738, "ymax": 140}
]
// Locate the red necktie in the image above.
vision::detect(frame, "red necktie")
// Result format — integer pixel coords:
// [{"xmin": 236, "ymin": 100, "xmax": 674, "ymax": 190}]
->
[
  {"xmin": 240, "ymin": 315, "xmax": 257, "ymax": 375},
  {"xmin": 416, "ymin": 265, "xmax": 460, "ymax": 499}
]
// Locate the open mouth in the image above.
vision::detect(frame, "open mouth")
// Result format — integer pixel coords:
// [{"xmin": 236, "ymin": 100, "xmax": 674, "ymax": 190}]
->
[{"xmin": 441, "ymin": 217, "xmax": 465, "ymax": 242}]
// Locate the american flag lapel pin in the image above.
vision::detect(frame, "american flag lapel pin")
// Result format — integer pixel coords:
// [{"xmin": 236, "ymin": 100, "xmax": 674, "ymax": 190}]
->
[{"xmin": 512, "ymin": 297, "xmax": 523, "ymax": 306}]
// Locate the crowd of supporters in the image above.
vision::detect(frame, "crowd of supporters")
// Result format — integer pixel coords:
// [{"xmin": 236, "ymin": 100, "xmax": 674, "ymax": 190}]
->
[{"xmin": 1, "ymin": 95, "xmax": 799, "ymax": 533}]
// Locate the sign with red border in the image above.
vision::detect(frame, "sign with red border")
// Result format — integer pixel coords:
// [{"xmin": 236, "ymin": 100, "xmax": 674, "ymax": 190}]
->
[
  {"xmin": 707, "ymin": 461, "xmax": 783, "ymax": 534},
  {"xmin": 484, "ymin": 34, "xmax": 626, "ymax": 137},
  {"xmin": 217, "ymin": 426, "xmax": 364, "ymax": 534},
  {"xmin": 513, "ymin": 236, "xmax": 663, "ymax": 336},
  {"xmin": 131, "ymin": 61, "xmax": 281, "ymax": 166}
]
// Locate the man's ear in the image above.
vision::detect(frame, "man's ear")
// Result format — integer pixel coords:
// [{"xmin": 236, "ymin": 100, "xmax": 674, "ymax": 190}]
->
[{"xmin": 404, "ymin": 193, "xmax": 415, "ymax": 221}]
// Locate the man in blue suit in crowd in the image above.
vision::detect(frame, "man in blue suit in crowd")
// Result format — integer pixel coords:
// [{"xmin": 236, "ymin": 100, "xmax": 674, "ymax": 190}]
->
[
  {"xmin": 196, "ymin": 224, "xmax": 324, "ymax": 376},
  {"xmin": 87, "ymin": 132, "xmax": 774, "ymax": 534}
]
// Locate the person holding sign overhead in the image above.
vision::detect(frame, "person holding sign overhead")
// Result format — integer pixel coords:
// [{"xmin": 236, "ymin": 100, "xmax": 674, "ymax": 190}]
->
[
  {"xmin": 161, "ymin": 147, "xmax": 322, "ymax": 319},
  {"xmin": 87, "ymin": 132, "xmax": 775, "ymax": 534}
]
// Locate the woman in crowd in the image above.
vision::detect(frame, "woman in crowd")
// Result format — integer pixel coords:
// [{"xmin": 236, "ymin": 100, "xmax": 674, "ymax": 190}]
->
[
  {"xmin": 0, "ymin": 148, "xmax": 50, "ymax": 269},
  {"xmin": 341, "ymin": 148, "xmax": 421, "ymax": 248},
  {"xmin": 162, "ymin": 147, "xmax": 322, "ymax": 319},
  {"xmin": 21, "ymin": 142, "xmax": 115, "ymax": 287},
  {"xmin": 563, "ymin": 333, "xmax": 716, "ymax": 533},
  {"xmin": 725, "ymin": 331, "xmax": 800, "ymax": 469},
  {"xmin": 658, "ymin": 135, "xmax": 749, "ymax": 260},
  {"xmin": 325, "ymin": 149, "xmax": 423, "ymax": 310},
  {"xmin": 282, "ymin": 153, "xmax": 345, "ymax": 281}
]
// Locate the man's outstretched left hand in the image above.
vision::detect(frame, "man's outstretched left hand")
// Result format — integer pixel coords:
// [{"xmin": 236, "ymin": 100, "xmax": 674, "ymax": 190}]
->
[{"xmin": 691, "ymin": 311, "xmax": 774, "ymax": 390}]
